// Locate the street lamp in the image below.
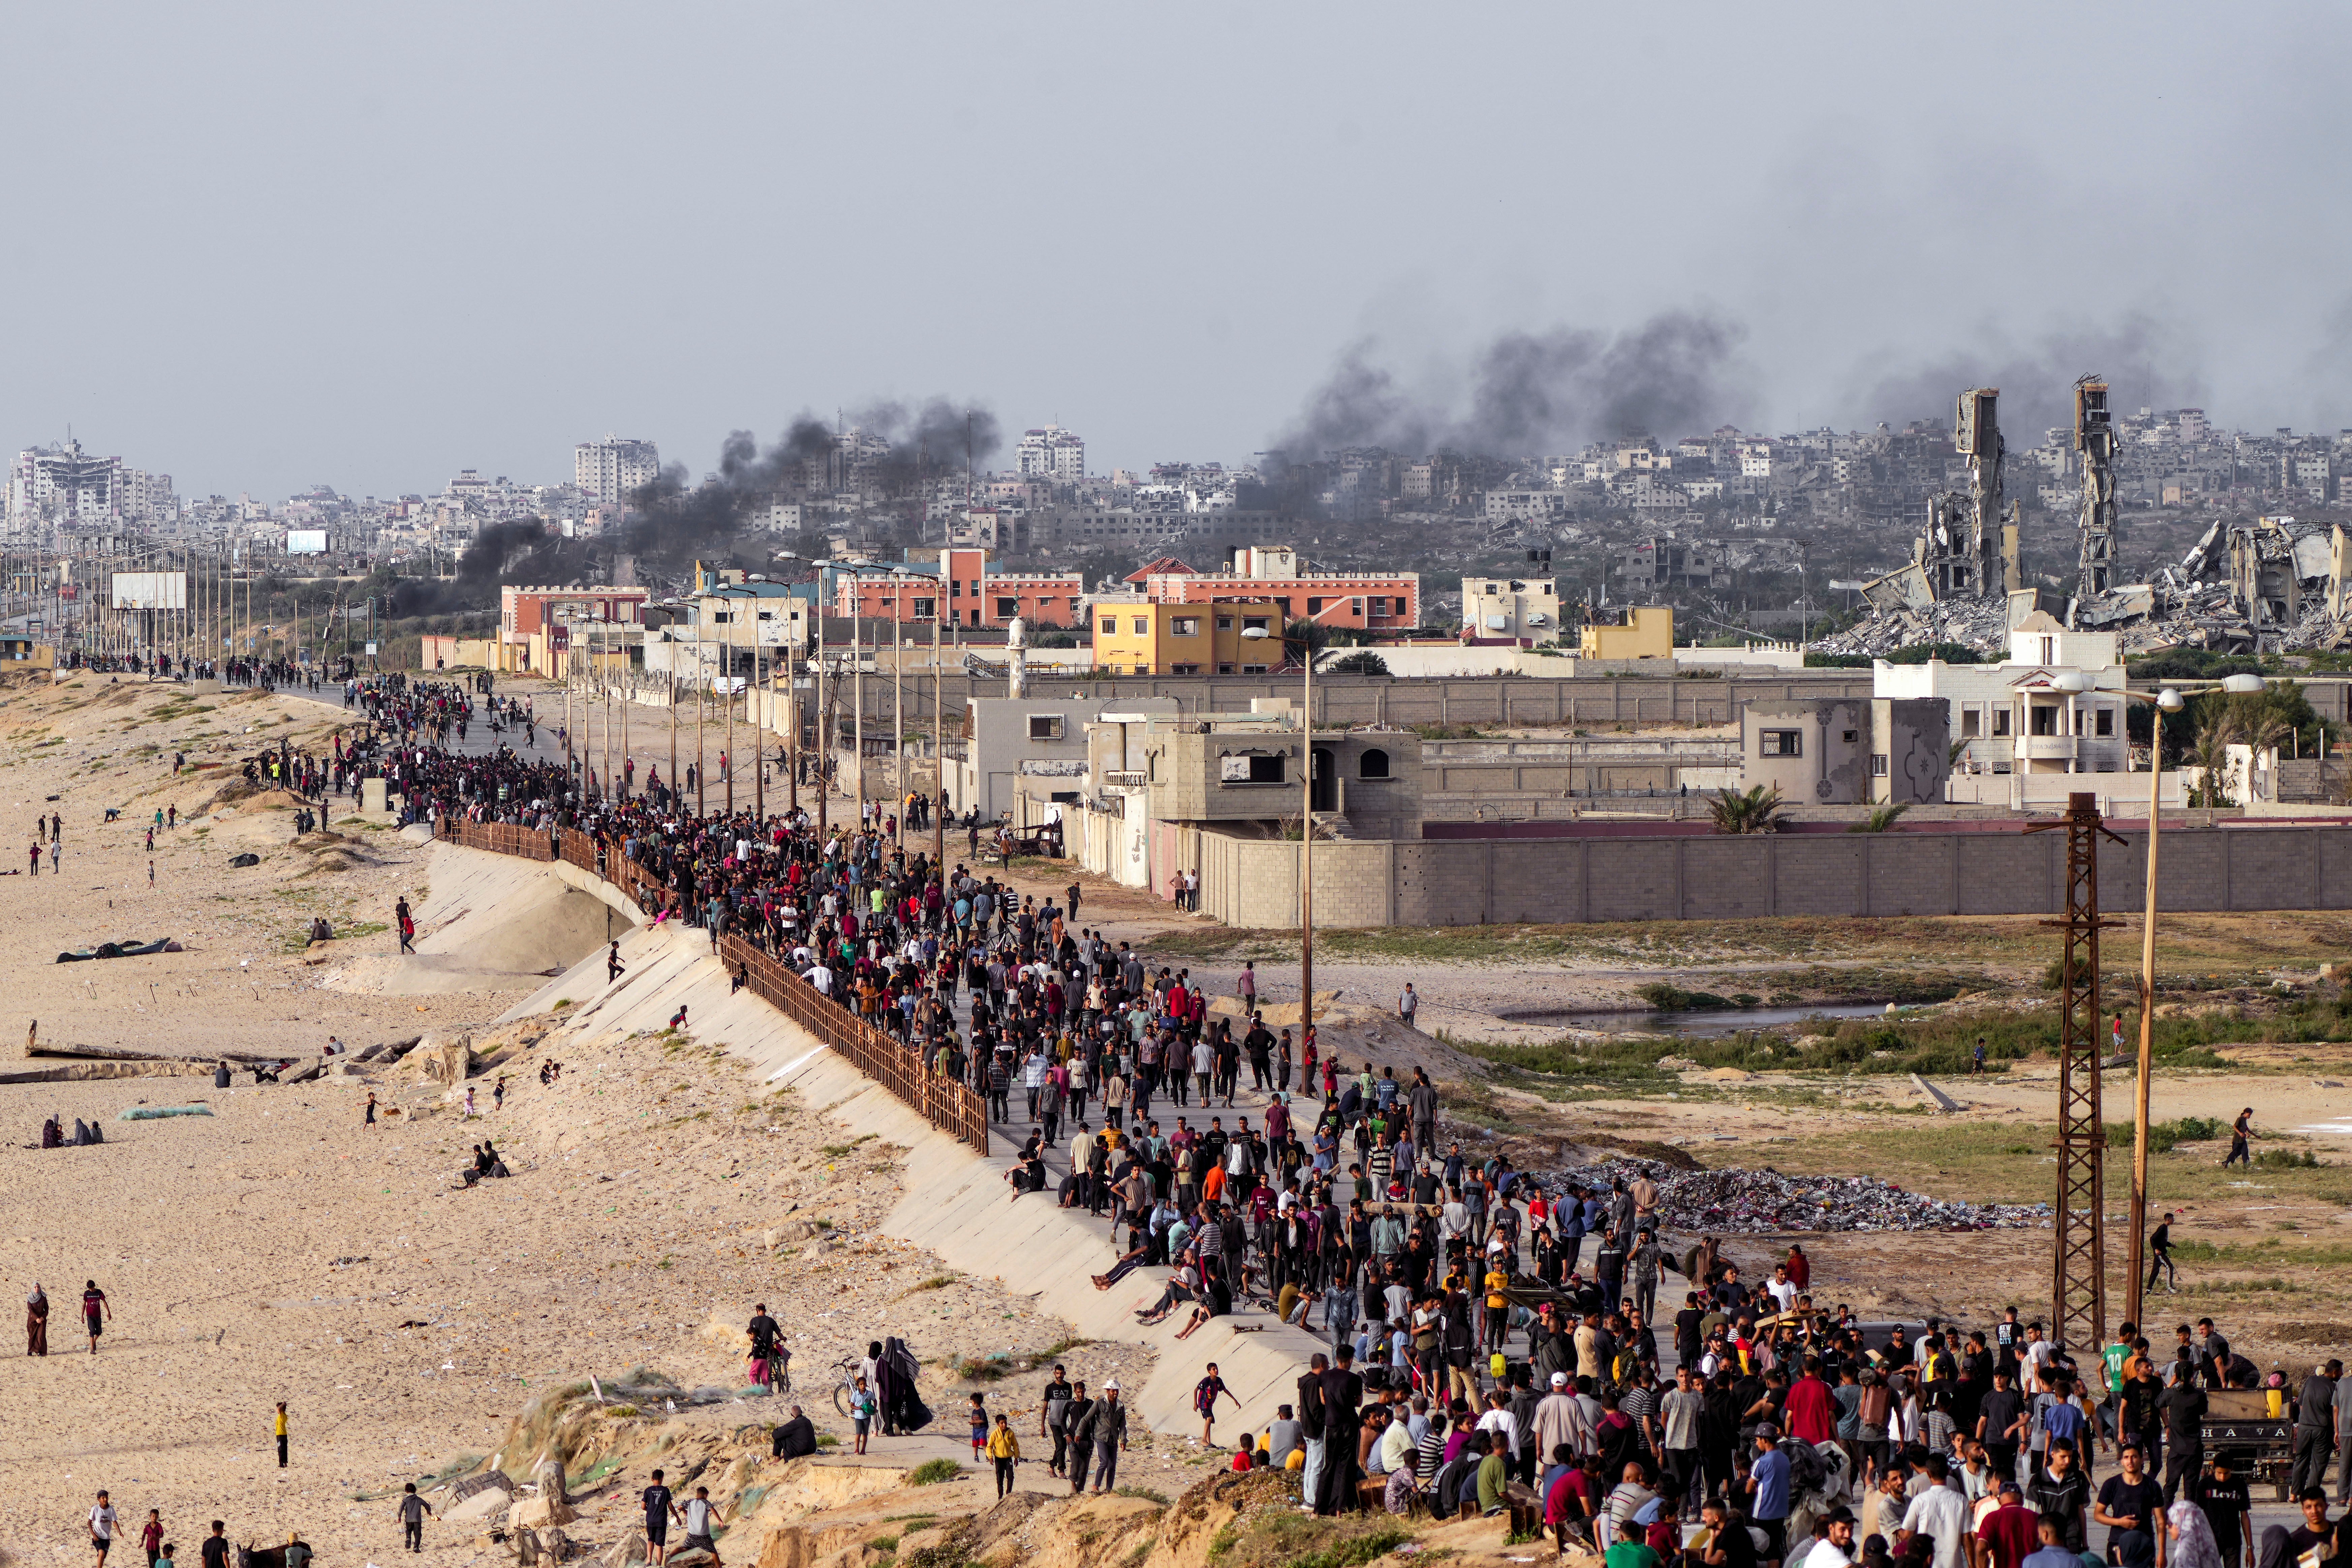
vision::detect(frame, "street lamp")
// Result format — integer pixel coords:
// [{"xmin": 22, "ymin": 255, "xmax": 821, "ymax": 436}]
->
[
  {"xmin": 2054, "ymin": 668, "xmax": 2258, "ymax": 1328},
  {"xmin": 1243, "ymin": 621, "xmax": 1317, "ymax": 1049}
]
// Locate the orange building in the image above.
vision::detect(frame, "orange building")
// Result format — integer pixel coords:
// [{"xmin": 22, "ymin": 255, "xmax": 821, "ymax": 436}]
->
[
  {"xmin": 1137, "ymin": 545, "xmax": 1417, "ymax": 631},
  {"xmin": 830, "ymin": 547, "xmax": 1083, "ymax": 629}
]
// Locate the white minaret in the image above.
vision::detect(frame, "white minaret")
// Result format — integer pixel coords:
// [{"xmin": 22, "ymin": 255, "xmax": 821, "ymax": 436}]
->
[{"xmin": 1006, "ymin": 615, "xmax": 1029, "ymax": 699}]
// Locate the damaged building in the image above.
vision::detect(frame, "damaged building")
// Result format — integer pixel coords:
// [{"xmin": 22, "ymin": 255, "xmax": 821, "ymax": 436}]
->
[{"xmin": 1827, "ymin": 377, "xmax": 2352, "ymax": 659}]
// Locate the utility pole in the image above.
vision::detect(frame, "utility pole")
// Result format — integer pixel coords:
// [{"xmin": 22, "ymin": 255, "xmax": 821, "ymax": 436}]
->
[
  {"xmin": 725, "ymin": 594, "xmax": 736, "ymax": 816},
  {"xmin": 668, "ymin": 668, "xmax": 678, "ymax": 814},
  {"xmin": 854, "ymin": 592, "xmax": 867, "ymax": 833},
  {"xmin": 892, "ymin": 571, "xmax": 904, "ymax": 850},
  {"xmin": 932, "ymin": 576, "xmax": 945, "ymax": 872},
  {"xmin": 2029, "ymin": 792, "xmax": 2124, "ymax": 1356},
  {"xmin": 814, "ymin": 611, "xmax": 828, "ymax": 838}
]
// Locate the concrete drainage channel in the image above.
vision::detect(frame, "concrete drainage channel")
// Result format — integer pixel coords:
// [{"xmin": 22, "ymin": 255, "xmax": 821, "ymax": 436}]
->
[{"xmin": 434, "ymin": 835, "xmax": 1326, "ymax": 1443}]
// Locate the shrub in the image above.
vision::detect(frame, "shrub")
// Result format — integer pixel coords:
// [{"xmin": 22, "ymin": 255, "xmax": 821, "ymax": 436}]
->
[{"xmin": 906, "ymin": 1458, "xmax": 963, "ymax": 1486}]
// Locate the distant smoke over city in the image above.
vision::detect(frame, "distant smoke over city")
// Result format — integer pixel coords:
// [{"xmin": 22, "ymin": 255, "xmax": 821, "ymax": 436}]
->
[
  {"xmin": 628, "ymin": 396, "xmax": 1001, "ymax": 554},
  {"xmin": 1844, "ymin": 313, "xmax": 2210, "ymax": 440},
  {"xmin": 1274, "ymin": 310, "xmax": 1753, "ymax": 459}
]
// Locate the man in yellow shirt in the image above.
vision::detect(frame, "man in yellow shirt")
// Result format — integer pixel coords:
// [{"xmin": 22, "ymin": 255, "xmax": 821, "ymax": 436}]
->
[
  {"xmin": 274, "ymin": 1402, "xmax": 289, "ymax": 1468},
  {"xmin": 1485, "ymin": 1264, "xmax": 1513, "ymax": 1354}
]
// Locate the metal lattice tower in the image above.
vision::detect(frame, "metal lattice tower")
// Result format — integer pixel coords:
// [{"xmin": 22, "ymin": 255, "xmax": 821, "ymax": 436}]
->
[{"xmin": 2032, "ymin": 792, "xmax": 2124, "ymax": 1355}]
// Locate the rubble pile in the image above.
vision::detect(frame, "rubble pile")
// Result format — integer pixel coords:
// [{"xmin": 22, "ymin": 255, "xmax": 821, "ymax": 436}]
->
[
  {"xmin": 1540, "ymin": 1158, "xmax": 2049, "ymax": 1233},
  {"xmin": 1820, "ymin": 514, "xmax": 2352, "ymax": 660}
]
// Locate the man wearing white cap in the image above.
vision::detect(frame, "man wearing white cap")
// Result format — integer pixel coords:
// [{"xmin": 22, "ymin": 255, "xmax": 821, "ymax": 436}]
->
[{"xmin": 1536, "ymin": 1372, "xmax": 1587, "ymax": 1465}]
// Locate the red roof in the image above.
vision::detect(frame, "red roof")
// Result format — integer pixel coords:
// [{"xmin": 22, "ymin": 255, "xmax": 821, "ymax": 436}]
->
[{"xmin": 1125, "ymin": 556, "xmax": 1198, "ymax": 583}]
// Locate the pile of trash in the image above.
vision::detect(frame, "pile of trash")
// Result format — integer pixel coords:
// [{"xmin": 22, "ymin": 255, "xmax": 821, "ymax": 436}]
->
[{"xmin": 1539, "ymin": 1158, "xmax": 2050, "ymax": 1233}]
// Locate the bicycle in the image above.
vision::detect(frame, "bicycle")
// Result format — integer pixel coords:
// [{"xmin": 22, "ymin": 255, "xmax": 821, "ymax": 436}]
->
[{"xmin": 830, "ymin": 1355, "xmax": 866, "ymax": 1417}]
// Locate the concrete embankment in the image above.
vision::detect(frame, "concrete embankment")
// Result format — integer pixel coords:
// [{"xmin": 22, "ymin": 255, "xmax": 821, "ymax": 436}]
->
[{"xmin": 424, "ymin": 837, "xmax": 1323, "ymax": 1441}]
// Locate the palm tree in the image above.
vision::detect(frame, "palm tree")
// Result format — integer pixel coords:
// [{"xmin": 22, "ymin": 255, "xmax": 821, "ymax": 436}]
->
[
  {"xmin": 1849, "ymin": 801, "xmax": 1912, "ymax": 833},
  {"xmin": 1709, "ymin": 783, "xmax": 1786, "ymax": 834},
  {"xmin": 2189, "ymin": 710, "xmax": 2237, "ymax": 808}
]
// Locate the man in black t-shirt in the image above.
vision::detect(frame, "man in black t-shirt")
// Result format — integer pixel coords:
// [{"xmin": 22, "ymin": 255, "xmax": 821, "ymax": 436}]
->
[
  {"xmin": 2093, "ymin": 1446, "xmax": 2166, "ymax": 1568},
  {"xmin": 1978, "ymin": 1370, "xmax": 2025, "ymax": 1482},
  {"xmin": 2190, "ymin": 1456, "xmax": 2250, "ymax": 1568},
  {"xmin": 2157, "ymin": 1365, "xmax": 2207, "ymax": 1502},
  {"xmin": 2267, "ymin": 1492, "xmax": 2352, "ymax": 1568}
]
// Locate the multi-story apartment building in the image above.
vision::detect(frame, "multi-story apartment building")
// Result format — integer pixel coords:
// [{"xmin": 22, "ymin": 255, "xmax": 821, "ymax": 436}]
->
[
  {"xmin": 1015, "ymin": 425, "xmax": 1086, "ymax": 483},
  {"xmin": 831, "ymin": 548, "xmax": 1084, "ymax": 629},
  {"xmin": 574, "ymin": 436, "xmax": 661, "ymax": 506},
  {"xmin": 6, "ymin": 439, "xmax": 176, "ymax": 531}
]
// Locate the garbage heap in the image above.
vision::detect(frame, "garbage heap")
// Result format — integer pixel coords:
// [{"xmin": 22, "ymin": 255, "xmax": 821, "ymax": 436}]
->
[{"xmin": 1539, "ymin": 1158, "xmax": 2050, "ymax": 1233}]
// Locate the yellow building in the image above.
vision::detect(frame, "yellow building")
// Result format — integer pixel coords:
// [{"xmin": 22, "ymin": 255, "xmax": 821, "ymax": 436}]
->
[
  {"xmin": 1092, "ymin": 597, "xmax": 1286, "ymax": 675},
  {"xmin": 1579, "ymin": 604, "xmax": 1673, "ymax": 660}
]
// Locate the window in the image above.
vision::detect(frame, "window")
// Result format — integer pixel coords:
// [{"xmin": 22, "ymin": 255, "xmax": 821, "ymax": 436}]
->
[
  {"xmin": 1759, "ymin": 730, "xmax": 1802, "ymax": 757},
  {"xmin": 1351, "ymin": 597, "xmax": 1365, "ymax": 616},
  {"xmin": 950, "ymin": 579, "xmax": 961, "ymax": 597},
  {"xmin": 1170, "ymin": 663, "xmax": 1200, "ymax": 675},
  {"xmin": 1842, "ymin": 729, "xmax": 1858, "ymax": 743},
  {"xmin": 1217, "ymin": 663, "xmax": 1235, "ymax": 674},
  {"xmin": 996, "ymin": 596, "xmax": 1019, "ymax": 618},
  {"xmin": 1171, "ymin": 617, "xmax": 1200, "ymax": 637},
  {"xmin": 2030, "ymin": 705, "xmax": 2057, "ymax": 737},
  {"xmin": 1101, "ymin": 616, "xmax": 1118, "ymax": 635},
  {"xmin": 1961, "ymin": 709, "xmax": 1980, "ymax": 739},
  {"xmin": 1308, "ymin": 597, "xmax": 1325, "ymax": 614},
  {"xmin": 2095, "ymin": 707, "xmax": 2114, "ymax": 736},
  {"xmin": 1872, "ymin": 754, "xmax": 1889, "ymax": 777},
  {"xmin": 2040, "ymin": 636, "xmax": 2055, "ymax": 663},
  {"xmin": 1242, "ymin": 664, "xmax": 1269, "ymax": 674},
  {"xmin": 1216, "ymin": 616, "xmax": 1233, "ymax": 631},
  {"xmin": 1028, "ymin": 715, "xmax": 1064, "ymax": 740},
  {"xmin": 1993, "ymin": 709, "xmax": 2011, "ymax": 736},
  {"xmin": 1241, "ymin": 617, "xmax": 1269, "ymax": 633},
  {"xmin": 1359, "ymin": 747, "xmax": 1390, "ymax": 779}
]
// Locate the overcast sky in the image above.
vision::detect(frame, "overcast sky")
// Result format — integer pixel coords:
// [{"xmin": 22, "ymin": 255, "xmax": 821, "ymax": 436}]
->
[{"xmin": 8, "ymin": 3, "xmax": 2350, "ymax": 499}]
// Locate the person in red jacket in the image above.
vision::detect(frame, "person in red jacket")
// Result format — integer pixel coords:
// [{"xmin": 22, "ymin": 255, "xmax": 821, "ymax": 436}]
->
[
  {"xmin": 1785, "ymin": 1355, "xmax": 1839, "ymax": 1446},
  {"xmin": 1785, "ymin": 1243, "xmax": 1811, "ymax": 1293}
]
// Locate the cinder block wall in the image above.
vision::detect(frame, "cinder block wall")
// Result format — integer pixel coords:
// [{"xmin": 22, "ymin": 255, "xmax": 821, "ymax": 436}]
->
[{"xmin": 1194, "ymin": 825, "xmax": 2352, "ymax": 928}]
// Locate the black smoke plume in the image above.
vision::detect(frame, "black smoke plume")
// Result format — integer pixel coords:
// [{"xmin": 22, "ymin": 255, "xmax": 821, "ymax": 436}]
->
[
  {"xmin": 1275, "ymin": 310, "xmax": 1750, "ymax": 460},
  {"xmin": 1846, "ymin": 313, "xmax": 2208, "ymax": 439},
  {"xmin": 624, "ymin": 397, "xmax": 1001, "ymax": 556}
]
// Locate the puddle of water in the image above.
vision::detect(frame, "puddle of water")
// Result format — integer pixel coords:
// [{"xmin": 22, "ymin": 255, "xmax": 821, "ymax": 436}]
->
[
  {"xmin": 2296, "ymin": 1116, "xmax": 2352, "ymax": 1137},
  {"xmin": 1502, "ymin": 1001, "xmax": 1896, "ymax": 1036}
]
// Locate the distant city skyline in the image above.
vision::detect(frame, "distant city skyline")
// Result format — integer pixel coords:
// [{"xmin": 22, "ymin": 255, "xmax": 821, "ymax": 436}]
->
[{"xmin": 5, "ymin": 6, "xmax": 2348, "ymax": 499}]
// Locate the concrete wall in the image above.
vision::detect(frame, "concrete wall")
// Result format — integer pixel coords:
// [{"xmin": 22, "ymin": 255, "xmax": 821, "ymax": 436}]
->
[
  {"xmin": 1192, "ymin": 822, "xmax": 2352, "ymax": 928},
  {"xmin": 755, "ymin": 670, "xmax": 1877, "ymax": 731}
]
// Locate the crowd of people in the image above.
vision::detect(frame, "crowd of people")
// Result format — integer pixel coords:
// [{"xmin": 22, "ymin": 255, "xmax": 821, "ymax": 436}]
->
[{"xmin": 245, "ymin": 683, "xmax": 2342, "ymax": 1568}]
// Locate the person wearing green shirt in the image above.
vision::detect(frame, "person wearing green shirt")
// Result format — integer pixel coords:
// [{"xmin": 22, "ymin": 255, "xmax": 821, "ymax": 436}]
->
[
  {"xmin": 1606, "ymin": 1543, "xmax": 1662, "ymax": 1568},
  {"xmin": 1477, "ymin": 1441, "xmax": 1509, "ymax": 1516},
  {"xmin": 2103, "ymin": 1323, "xmax": 2137, "ymax": 1448}
]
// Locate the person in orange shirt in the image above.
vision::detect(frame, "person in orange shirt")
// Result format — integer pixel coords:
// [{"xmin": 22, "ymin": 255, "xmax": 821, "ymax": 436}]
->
[{"xmin": 1202, "ymin": 1162, "xmax": 1227, "ymax": 1207}]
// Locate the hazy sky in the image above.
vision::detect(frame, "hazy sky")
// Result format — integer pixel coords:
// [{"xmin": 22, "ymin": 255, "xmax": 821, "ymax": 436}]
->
[{"xmin": 8, "ymin": 3, "xmax": 2351, "ymax": 499}]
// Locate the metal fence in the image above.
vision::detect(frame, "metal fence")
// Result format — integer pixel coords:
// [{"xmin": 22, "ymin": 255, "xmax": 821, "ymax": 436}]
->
[{"xmin": 438, "ymin": 820, "xmax": 991, "ymax": 1156}]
